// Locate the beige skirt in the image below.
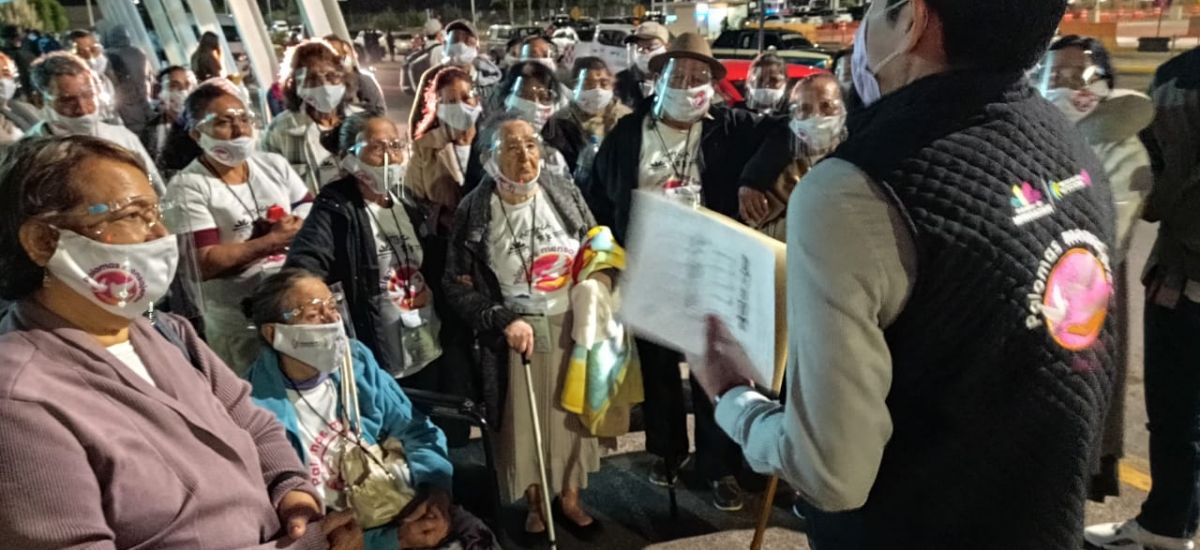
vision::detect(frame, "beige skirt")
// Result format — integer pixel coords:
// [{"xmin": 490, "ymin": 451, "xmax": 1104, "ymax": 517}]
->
[{"xmin": 498, "ymin": 311, "xmax": 601, "ymax": 504}]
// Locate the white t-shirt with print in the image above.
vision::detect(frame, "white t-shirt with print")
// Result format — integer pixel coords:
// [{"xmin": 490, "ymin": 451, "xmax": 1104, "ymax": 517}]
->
[
  {"xmin": 106, "ymin": 341, "xmax": 156, "ymax": 387},
  {"xmin": 366, "ymin": 197, "xmax": 443, "ymax": 377},
  {"xmin": 165, "ymin": 152, "xmax": 312, "ymax": 328},
  {"xmin": 488, "ymin": 193, "xmax": 580, "ymax": 316},
  {"xmin": 637, "ymin": 115, "xmax": 703, "ymax": 206},
  {"xmin": 287, "ymin": 378, "xmax": 350, "ymax": 510}
]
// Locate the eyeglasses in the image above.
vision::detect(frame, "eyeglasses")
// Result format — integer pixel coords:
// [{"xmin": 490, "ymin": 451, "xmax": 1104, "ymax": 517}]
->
[
  {"xmin": 298, "ymin": 68, "xmax": 346, "ymax": 87},
  {"xmin": 282, "ymin": 295, "xmax": 343, "ymax": 324},
  {"xmin": 499, "ymin": 136, "xmax": 541, "ymax": 157},
  {"xmin": 664, "ymin": 68, "xmax": 713, "ymax": 89},
  {"xmin": 1044, "ymin": 64, "xmax": 1104, "ymax": 91},
  {"xmin": 196, "ymin": 108, "xmax": 260, "ymax": 135},
  {"xmin": 45, "ymin": 87, "xmax": 99, "ymax": 112},
  {"xmin": 352, "ymin": 138, "xmax": 409, "ymax": 159},
  {"xmin": 39, "ymin": 195, "xmax": 165, "ymax": 238},
  {"xmin": 790, "ymin": 98, "xmax": 845, "ymax": 119}
]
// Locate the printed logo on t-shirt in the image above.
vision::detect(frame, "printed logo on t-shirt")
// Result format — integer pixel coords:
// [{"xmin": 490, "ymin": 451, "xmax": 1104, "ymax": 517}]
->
[
  {"xmin": 531, "ymin": 249, "xmax": 574, "ymax": 292},
  {"xmin": 89, "ymin": 263, "xmax": 146, "ymax": 306},
  {"xmin": 1025, "ymin": 229, "xmax": 1112, "ymax": 354},
  {"xmin": 386, "ymin": 264, "xmax": 430, "ymax": 310},
  {"xmin": 308, "ymin": 419, "xmax": 347, "ymax": 497}
]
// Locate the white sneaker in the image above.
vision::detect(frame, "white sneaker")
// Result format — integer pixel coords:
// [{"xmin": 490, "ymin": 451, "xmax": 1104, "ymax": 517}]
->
[{"xmin": 1084, "ymin": 520, "xmax": 1195, "ymax": 550}]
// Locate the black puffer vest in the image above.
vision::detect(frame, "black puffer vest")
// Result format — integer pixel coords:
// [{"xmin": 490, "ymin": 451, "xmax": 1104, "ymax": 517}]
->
[{"xmin": 829, "ymin": 70, "xmax": 1118, "ymax": 549}]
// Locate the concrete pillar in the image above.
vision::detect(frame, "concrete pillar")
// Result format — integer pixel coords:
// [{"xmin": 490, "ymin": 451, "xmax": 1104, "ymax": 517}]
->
[
  {"xmin": 296, "ymin": 0, "xmax": 351, "ymax": 41},
  {"xmin": 227, "ymin": 0, "xmax": 280, "ymax": 121},
  {"xmin": 142, "ymin": 0, "xmax": 188, "ymax": 66}
]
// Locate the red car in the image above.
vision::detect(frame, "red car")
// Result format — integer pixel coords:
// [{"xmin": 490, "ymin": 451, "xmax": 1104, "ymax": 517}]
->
[{"xmin": 716, "ymin": 58, "xmax": 826, "ymax": 107}]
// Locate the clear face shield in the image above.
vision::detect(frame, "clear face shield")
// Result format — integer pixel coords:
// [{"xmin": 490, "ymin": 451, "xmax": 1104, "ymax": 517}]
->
[
  {"xmin": 43, "ymin": 73, "xmax": 108, "ymax": 135},
  {"xmin": 344, "ymin": 137, "xmax": 411, "ymax": 200},
  {"xmin": 652, "ymin": 58, "xmax": 715, "ymax": 124},
  {"xmin": 572, "ymin": 67, "xmax": 615, "ymax": 115},
  {"xmin": 787, "ymin": 79, "xmax": 848, "ymax": 162},
  {"xmin": 39, "ymin": 194, "xmax": 182, "ymax": 320},
  {"xmin": 628, "ymin": 38, "xmax": 666, "ymax": 74},
  {"xmin": 1034, "ymin": 47, "xmax": 1110, "ymax": 124},
  {"xmin": 504, "ymin": 76, "xmax": 557, "ymax": 132},
  {"xmin": 746, "ymin": 63, "xmax": 788, "ymax": 113},
  {"xmin": 483, "ymin": 122, "xmax": 553, "ymax": 191},
  {"xmin": 193, "ymin": 107, "xmax": 261, "ymax": 168}
]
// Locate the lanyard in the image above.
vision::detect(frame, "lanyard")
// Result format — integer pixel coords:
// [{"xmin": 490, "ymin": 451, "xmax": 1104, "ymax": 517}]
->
[
  {"xmin": 498, "ymin": 194, "xmax": 538, "ymax": 295},
  {"xmin": 651, "ymin": 120, "xmax": 696, "ymax": 183},
  {"xmin": 201, "ymin": 157, "xmax": 262, "ymax": 221},
  {"xmin": 365, "ymin": 194, "xmax": 418, "ymax": 298}
]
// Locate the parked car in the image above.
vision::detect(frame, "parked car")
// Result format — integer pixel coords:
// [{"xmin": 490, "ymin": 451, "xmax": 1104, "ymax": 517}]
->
[
  {"xmin": 390, "ymin": 32, "xmax": 415, "ymax": 56},
  {"xmin": 710, "ymin": 29, "xmax": 832, "ymax": 68},
  {"xmin": 485, "ymin": 24, "xmax": 546, "ymax": 62},
  {"xmin": 572, "ymin": 23, "xmax": 635, "ymax": 73}
]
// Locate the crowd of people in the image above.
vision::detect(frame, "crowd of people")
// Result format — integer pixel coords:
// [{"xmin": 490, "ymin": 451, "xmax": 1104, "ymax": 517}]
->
[{"xmin": 0, "ymin": 0, "xmax": 1199, "ymax": 547}]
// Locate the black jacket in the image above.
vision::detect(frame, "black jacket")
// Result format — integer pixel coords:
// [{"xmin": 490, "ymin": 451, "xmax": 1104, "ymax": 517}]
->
[
  {"xmin": 442, "ymin": 174, "xmax": 595, "ymax": 426},
  {"xmin": 830, "ymin": 70, "xmax": 1114, "ymax": 548},
  {"xmin": 584, "ymin": 99, "xmax": 792, "ymax": 242},
  {"xmin": 284, "ymin": 176, "xmax": 437, "ymax": 372},
  {"xmin": 615, "ymin": 66, "xmax": 651, "ymax": 109}
]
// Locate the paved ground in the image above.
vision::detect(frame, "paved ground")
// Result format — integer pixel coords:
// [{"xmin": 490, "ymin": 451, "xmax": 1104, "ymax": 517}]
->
[{"xmin": 370, "ymin": 56, "xmax": 1195, "ymax": 549}]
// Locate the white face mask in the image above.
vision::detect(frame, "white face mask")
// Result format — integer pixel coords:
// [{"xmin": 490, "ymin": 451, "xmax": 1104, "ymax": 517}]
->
[
  {"xmin": 1045, "ymin": 82, "xmax": 1109, "ymax": 125},
  {"xmin": 530, "ymin": 57, "xmax": 556, "ymax": 72},
  {"xmin": 485, "ymin": 155, "xmax": 541, "ymax": 196},
  {"xmin": 790, "ymin": 114, "xmax": 847, "ymax": 159},
  {"xmin": 342, "ymin": 153, "xmax": 407, "ymax": 195},
  {"xmin": 199, "ymin": 134, "xmax": 256, "ymax": 167},
  {"xmin": 0, "ymin": 78, "xmax": 16, "ymax": 101},
  {"xmin": 272, "ymin": 321, "xmax": 348, "ymax": 374},
  {"xmin": 446, "ymin": 43, "xmax": 479, "ymax": 66},
  {"xmin": 635, "ymin": 47, "xmax": 666, "ymax": 73},
  {"xmin": 159, "ymin": 89, "xmax": 188, "ymax": 115},
  {"xmin": 574, "ymin": 87, "xmax": 614, "ymax": 115},
  {"xmin": 747, "ymin": 87, "xmax": 786, "ymax": 111},
  {"xmin": 45, "ymin": 229, "xmax": 179, "ymax": 320},
  {"xmin": 852, "ymin": 0, "xmax": 910, "ymax": 107},
  {"xmin": 298, "ymin": 83, "xmax": 346, "ymax": 114},
  {"xmin": 505, "ymin": 95, "xmax": 554, "ymax": 132},
  {"xmin": 88, "ymin": 55, "xmax": 108, "ymax": 75},
  {"xmin": 454, "ymin": 144, "xmax": 472, "ymax": 169},
  {"xmin": 46, "ymin": 107, "xmax": 100, "ymax": 136},
  {"xmin": 437, "ymin": 101, "xmax": 482, "ymax": 132},
  {"xmin": 659, "ymin": 84, "xmax": 713, "ymax": 123}
]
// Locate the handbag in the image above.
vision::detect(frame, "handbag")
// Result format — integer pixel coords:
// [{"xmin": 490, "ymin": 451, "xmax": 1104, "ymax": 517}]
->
[{"xmin": 336, "ymin": 347, "xmax": 417, "ymax": 529}]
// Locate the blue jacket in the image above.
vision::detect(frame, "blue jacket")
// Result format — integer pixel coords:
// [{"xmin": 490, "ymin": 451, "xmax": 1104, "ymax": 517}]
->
[{"xmin": 248, "ymin": 340, "xmax": 452, "ymax": 550}]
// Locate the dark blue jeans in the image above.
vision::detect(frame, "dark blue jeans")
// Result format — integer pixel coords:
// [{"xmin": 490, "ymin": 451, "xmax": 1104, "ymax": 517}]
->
[
  {"xmin": 795, "ymin": 500, "xmax": 867, "ymax": 550},
  {"xmin": 1138, "ymin": 298, "xmax": 1200, "ymax": 538}
]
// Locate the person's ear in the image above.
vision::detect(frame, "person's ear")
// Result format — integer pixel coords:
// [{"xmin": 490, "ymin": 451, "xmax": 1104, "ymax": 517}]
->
[
  {"xmin": 18, "ymin": 221, "xmax": 59, "ymax": 268},
  {"xmin": 906, "ymin": 0, "xmax": 936, "ymax": 54},
  {"xmin": 189, "ymin": 128, "xmax": 202, "ymax": 143},
  {"xmin": 261, "ymin": 323, "xmax": 277, "ymax": 344}
]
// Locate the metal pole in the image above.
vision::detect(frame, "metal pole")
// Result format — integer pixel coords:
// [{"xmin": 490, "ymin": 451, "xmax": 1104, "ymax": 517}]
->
[
  {"xmin": 756, "ymin": 0, "xmax": 766, "ymax": 52},
  {"xmin": 522, "ymin": 357, "xmax": 558, "ymax": 550},
  {"xmin": 527, "ymin": 0, "xmax": 533, "ymax": 25},
  {"xmin": 471, "ymin": 0, "xmax": 478, "ymax": 25},
  {"xmin": 509, "ymin": 0, "xmax": 515, "ymax": 24},
  {"xmin": 86, "ymin": 0, "xmax": 95, "ymax": 27},
  {"xmin": 1092, "ymin": 0, "xmax": 1102, "ymax": 23}
]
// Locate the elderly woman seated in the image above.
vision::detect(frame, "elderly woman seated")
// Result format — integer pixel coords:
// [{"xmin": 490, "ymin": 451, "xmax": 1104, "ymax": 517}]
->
[
  {"xmin": 0, "ymin": 135, "xmax": 328, "ymax": 548},
  {"xmin": 244, "ymin": 267, "xmax": 501, "ymax": 550}
]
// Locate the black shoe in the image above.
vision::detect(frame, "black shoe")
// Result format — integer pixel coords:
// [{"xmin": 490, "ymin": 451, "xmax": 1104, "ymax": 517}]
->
[
  {"xmin": 648, "ymin": 455, "xmax": 690, "ymax": 487},
  {"xmin": 551, "ymin": 497, "xmax": 603, "ymax": 541},
  {"xmin": 711, "ymin": 475, "xmax": 745, "ymax": 512}
]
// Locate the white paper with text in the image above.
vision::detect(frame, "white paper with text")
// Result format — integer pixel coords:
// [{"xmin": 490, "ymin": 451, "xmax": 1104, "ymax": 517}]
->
[{"xmin": 621, "ymin": 191, "xmax": 777, "ymax": 387}]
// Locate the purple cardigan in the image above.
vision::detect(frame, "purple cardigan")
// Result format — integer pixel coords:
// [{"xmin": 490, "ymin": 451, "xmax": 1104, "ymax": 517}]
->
[{"xmin": 0, "ymin": 300, "xmax": 329, "ymax": 549}]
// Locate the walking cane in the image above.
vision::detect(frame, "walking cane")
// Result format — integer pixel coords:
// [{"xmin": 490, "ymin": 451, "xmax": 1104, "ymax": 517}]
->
[{"xmin": 522, "ymin": 354, "xmax": 558, "ymax": 549}]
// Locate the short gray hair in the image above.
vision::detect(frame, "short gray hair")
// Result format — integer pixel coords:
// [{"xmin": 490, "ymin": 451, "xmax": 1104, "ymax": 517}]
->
[{"xmin": 30, "ymin": 52, "xmax": 91, "ymax": 95}]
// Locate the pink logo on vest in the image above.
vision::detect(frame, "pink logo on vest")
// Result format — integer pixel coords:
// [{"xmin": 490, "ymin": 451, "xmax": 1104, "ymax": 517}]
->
[{"xmin": 1041, "ymin": 248, "xmax": 1111, "ymax": 351}]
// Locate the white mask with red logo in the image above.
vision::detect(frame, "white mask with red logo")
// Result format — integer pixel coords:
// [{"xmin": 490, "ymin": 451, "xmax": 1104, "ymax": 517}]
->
[{"xmin": 44, "ymin": 229, "xmax": 179, "ymax": 319}]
